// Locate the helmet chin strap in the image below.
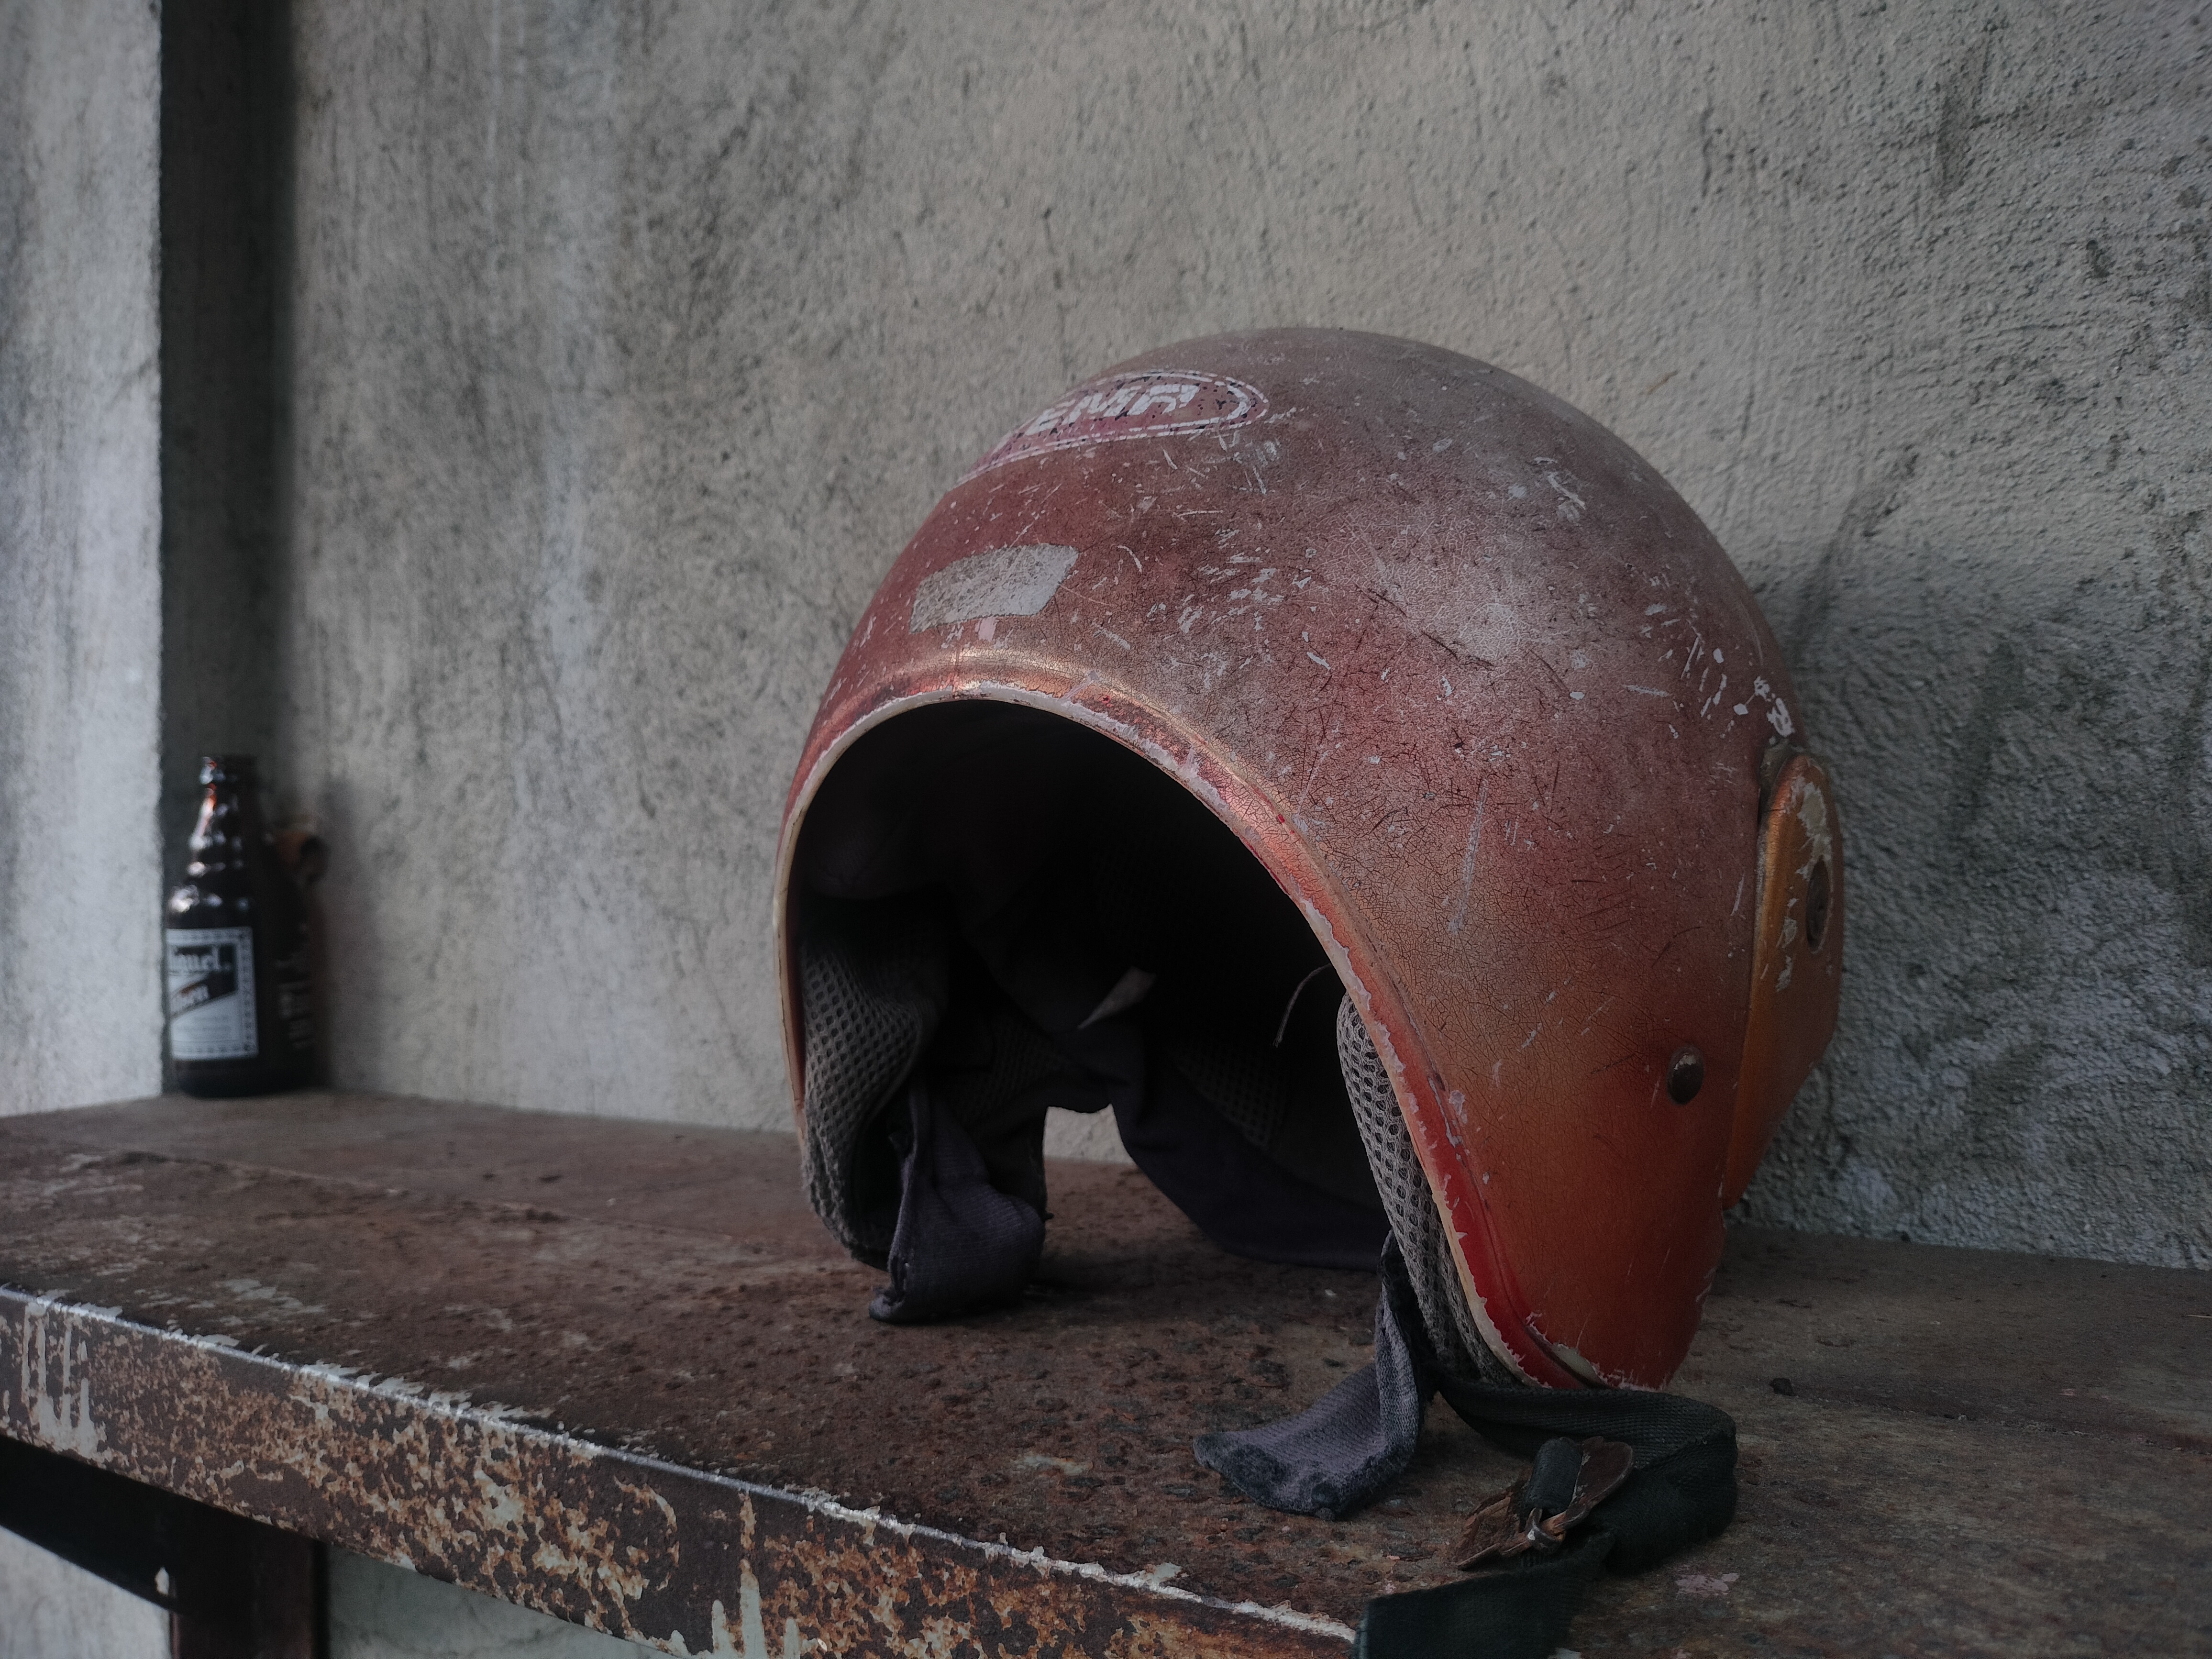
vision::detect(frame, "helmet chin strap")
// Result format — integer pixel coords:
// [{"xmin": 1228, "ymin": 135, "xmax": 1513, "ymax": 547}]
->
[{"xmin": 1198, "ymin": 1238, "xmax": 1741, "ymax": 1659}]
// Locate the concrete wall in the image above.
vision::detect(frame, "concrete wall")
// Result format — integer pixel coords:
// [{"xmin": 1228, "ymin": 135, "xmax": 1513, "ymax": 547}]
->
[
  {"xmin": 0, "ymin": 0, "xmax": 165, "ymax": 1118},
  {"xmin": 0, "ymin": 1529, "xmax": 166, "ymax": 1659},
  {"xmin": 0, "ymin": 0, "xmax": 166, "ymax": 1646},
  {"xmin": 277, "ymin": 0, "xmax": 2211, "ymax": 1268}
]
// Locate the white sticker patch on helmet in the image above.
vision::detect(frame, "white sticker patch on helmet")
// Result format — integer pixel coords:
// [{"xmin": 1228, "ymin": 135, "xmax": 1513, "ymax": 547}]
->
[
  {"xmin": 962, "ymin": 370, "xmax": 1267, "ymax": 479},
  {"xmin": 1792, "ymin": 771, "xmax": 1835, "ymax": 871},
  {"xmin": 908, "ymin": 542, "xmax": 1082, "ymax": 633}
]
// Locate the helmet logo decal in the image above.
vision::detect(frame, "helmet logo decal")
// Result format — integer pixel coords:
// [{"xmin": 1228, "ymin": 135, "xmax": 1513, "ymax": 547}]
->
[
  {"xmin": 962, "ymin": 370, "xmax": 1267, "ymax": 478},
  {"xmin": 908, "ymin": 542, "xmax": 1081, "ymax": 633}
]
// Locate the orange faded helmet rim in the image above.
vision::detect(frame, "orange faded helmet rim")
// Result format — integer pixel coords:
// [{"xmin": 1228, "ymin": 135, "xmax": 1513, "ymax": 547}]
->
[{"xmin": 1728, "ymin": 750, "xmax": 1846, "ymax": 1208}]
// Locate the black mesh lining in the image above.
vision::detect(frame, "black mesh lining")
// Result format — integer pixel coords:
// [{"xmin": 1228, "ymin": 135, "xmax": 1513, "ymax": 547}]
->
[
  {"xmin": 1337, "ymin": 996, "xmax": 1526, "ymax": 1390},
  {"xmin": 795, "ymin": 893, "xmax": 947, "ymax": 1261}
]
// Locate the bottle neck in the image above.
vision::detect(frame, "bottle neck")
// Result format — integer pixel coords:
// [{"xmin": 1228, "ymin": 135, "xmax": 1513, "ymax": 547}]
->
[{"xmin": 186, "ymin": 763, "xmax": 266, "ymax": 881}]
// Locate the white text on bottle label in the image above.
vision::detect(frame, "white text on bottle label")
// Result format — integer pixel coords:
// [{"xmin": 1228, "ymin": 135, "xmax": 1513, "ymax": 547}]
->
[{"xmin": 167, "ymin": 928, "xmax": 258, "ymax": 1059}]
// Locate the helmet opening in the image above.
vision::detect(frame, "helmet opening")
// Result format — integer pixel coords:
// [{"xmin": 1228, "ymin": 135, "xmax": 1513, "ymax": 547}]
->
[
  {"xmin": 789, "ymin": 702, "xmax": 1383, "ymax": 1265},
  {"xmin": 788, "ymin": 700, "xmax": 1516, "ymax": 1386}
]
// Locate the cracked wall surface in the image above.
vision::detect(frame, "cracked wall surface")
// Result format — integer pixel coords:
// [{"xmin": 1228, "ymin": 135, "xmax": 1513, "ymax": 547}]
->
[{"xmin": 270, "ymin": 1, "xmax": 2211, "ymax": 1268}]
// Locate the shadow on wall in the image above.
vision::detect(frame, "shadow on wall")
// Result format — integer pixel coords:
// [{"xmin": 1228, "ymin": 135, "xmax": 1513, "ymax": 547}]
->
[{"xmin": 1741, "ymin": 461, "xmax": 2212, "ymax": 1270}]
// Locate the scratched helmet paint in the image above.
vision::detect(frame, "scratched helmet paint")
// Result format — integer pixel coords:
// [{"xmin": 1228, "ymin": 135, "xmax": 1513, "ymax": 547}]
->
[{"xmin": 774, "ymin": 329, "xmax": 1842, "ymax": 1392}]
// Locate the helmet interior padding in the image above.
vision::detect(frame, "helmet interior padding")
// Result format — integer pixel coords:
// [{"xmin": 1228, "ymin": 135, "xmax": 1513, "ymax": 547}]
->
[{"xmin": 791, "ymin": 701, "xmax": 1517, "ymax": 1385}]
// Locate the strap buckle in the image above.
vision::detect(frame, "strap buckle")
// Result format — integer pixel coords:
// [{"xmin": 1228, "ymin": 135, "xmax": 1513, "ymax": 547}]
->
[{"xmin": 1449, "ymin": 1436, "xmax": 1635, "ymax": 1569}]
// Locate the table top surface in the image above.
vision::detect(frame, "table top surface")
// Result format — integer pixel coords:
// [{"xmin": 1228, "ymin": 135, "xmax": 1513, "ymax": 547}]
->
[{"xmin": 0, "ymin": 1091, "xmax": 2205, "ymax": 1655}]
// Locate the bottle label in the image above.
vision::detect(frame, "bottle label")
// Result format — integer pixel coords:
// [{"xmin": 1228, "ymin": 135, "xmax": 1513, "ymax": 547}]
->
[{"xmin": 167, "ymin": 928, "xmax": 258, "ymax": 1059}]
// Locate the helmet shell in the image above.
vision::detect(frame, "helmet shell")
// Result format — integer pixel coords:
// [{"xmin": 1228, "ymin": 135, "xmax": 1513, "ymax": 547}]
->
[{"xmin": 776, "ymin": 329, "xmax": 1841, "ymax": 1389}]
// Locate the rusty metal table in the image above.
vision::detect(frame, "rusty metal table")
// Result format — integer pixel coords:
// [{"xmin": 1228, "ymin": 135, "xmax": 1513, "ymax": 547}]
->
[{"xmin": 0, "ymin": 1093, "xmax": 2204, "ymax": 1655}]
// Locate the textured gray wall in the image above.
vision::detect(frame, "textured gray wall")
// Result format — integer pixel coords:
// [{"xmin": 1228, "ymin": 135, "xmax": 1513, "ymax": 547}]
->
[
  {"xmin": 0, "ymin": 0, "xmax": 164, "ymax": 1111},
  {"xmin": 0, "ymin": 0, "xmax": 165, "ymax": 1647},
  {"xmin": 0, "ymin": 1529, "xmax": 166, "ymax": 1659},
  {"xmin": 278, "ymin": 0, "xmax": 2211, "ymax": 1268}
]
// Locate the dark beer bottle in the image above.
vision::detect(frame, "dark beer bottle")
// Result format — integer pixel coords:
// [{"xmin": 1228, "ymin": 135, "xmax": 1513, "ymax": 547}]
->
[{"xmin": 165, "ymin": 755, "xmax": 316, "ymax": 1096}]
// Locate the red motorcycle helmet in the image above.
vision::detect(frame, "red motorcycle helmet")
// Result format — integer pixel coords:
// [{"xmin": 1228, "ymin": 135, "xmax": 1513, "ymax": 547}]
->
[{"xmin": 774, "ymin": 328, "xmax": 1841, "ymax": 1395}]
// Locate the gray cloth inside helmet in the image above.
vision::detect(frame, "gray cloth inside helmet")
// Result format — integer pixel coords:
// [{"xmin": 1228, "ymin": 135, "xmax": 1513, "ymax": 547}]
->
[{"xmin": 790, "ymin": 701, "xmax": 1517, "ymax": 1390}]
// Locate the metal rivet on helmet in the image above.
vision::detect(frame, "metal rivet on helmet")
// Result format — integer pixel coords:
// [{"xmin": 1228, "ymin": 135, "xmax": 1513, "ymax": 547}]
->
[{"xmin": 1667, "ymin": 1047, "xmax": 1707, "ymax": 1105}]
